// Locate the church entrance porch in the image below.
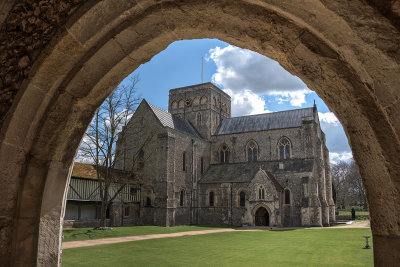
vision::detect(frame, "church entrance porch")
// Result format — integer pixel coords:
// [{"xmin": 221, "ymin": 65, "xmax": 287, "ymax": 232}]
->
[{"xmin": 255, "ymin": 207, "xmax": 270, "ymax": 226}]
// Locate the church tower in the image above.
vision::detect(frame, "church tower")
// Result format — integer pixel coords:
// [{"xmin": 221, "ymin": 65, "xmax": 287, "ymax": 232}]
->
[{"xmin": 168, "ymin": 83, "xmax": 231, "ymax": 140}]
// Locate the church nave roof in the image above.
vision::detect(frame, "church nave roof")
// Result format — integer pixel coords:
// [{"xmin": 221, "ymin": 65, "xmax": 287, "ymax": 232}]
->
[{"xmin": 215, "ymin": 107, "xmax": 315, "ymax": 135}]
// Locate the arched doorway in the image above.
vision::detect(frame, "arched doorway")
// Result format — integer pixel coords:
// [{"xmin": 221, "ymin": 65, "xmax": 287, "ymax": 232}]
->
[
  {"xmin": 255, "ymin": 207, "xmax": 270, "ymax": 226},
  {"xmin": 0, "ymin": 1, "xmax": 399, "ymax": 266}
]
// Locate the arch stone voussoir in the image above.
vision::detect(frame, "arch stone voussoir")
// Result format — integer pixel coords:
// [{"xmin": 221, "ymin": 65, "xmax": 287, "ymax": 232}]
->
[{"xmin": 0, "ymin": 0, "xmax": 400, "ymax": 266}]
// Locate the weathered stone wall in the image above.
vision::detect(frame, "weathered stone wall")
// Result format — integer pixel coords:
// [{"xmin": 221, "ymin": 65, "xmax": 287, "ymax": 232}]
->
[
  {"xmin": 0, "ymin": 0, "xmax": 400, "ymax": 265},
  {"xmin": 169, "ymin": 83, "xmax": 231, "ymax": 140},
  {"xmin": 211, "ymin": 127, "xmax": 306, "ymax": 163},
  {"xmin": 164, "ymin": 128, "xmax": 209, "ymax": 225},
  {"xmin": 199, "ymin": 170, "xmax": 284, "ymax": 226},
  {"xmin": 0, "ymin": 0, "xmax": 88, "ymax": 126}
]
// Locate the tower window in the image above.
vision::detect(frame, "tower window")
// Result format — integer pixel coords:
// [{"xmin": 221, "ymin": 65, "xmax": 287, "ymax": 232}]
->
[{"xmin": 201, "ymin": 157, "xmax": 204, "ymax": 174}]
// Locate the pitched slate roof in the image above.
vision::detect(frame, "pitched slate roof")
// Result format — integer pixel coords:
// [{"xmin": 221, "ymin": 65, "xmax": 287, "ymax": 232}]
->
[
  {"xmin": 147, "ymin": 102, "xmax": 201, "ymax": 138},
  {"xmin": 199, "ymin": 159, "xmax": 314, "ymax": 184},
  {"xmin": 263, "ymin": 170, "xmax": 284, "ymax": 192},
  {"xmin": 215, "ymin": 107, "xmax": 315, "ymax": 135}
]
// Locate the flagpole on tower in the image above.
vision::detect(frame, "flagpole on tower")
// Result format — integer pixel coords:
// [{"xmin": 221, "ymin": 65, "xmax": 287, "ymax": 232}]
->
[{"xmin": 201, "ymin": 56, "xmax": 204, "ymax": 83}]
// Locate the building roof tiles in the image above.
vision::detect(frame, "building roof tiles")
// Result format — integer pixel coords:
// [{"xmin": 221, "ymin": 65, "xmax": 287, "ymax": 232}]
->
[
  {"xmin": 199, "ymin": 159, "xmax": 314, "ymax": 184},
  {"xmin": 215, "ymin": 107, "xmax": 315, "ymax": 135},
  {"xmin": 147, "ymin": 102, "xmax": 201, "ymax": 138}
]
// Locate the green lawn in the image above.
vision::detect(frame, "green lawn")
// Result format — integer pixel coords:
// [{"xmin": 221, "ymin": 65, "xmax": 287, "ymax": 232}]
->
[
  {"xmin": 62, "ymin": 228, "xmax": 373, "ymax": 266},
  {"xmin": 63, "ymin": 225, "xmax": 229, "ymax": 242}
]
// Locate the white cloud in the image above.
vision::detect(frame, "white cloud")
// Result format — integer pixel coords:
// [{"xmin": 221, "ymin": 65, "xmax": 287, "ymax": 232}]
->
[
  {"xmin": 329, "ymin": 152, "xmax": 353, "ymax": 165},
  {"xmin": 319, "ymin": 112, "xmax": 340, "ymax": 125},
  {"xmin": 270, "ymin": 89, "xmax": 312, "ymax": 107},
  {"xmin": 208, "ymin": 45, "xmax": 310, "ymax": 96},
  {"xmin": 318, "ymin": 112, "xmax": 353, "ymax": 163},
  {"xmin": 224, "ymin": 89, "xmax": 269, "ymax": 117}
]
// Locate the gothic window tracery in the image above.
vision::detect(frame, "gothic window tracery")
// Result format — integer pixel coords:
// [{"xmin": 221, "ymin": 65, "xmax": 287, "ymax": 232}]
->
[
  {"xmin": 246, "ymin": 140, "xmax": 258, "ymax": 161},
  {"xmin": 278, "ymin": 137, "xmax": 291, "ymax": 160},
  {"xmin": 220, "ymin": 144, "xmax": 230, "ymax": 163}
]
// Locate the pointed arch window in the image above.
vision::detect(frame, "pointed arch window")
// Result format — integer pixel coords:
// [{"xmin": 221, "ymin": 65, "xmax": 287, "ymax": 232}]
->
[
  {"xmin": 180, "ymin": 190, "xmax": 185, "ymax": 207},
  {"xmin": 182, "ymin": 152, "xmax": 186, "ymax": 171},
  {"xmin": 247, "ymin": 141, "xmax": 258, "ymax": 162},
  {"xmin": 209, "ymin": 191, "xmax": 214, "ymax": 206},
  {"xmin": 285, "ymin": 189, "xmax": 291, "ymax": 205},
  {"xmin": 258, "ymin": 186, "xmax": 265, "ymax": 200},
  {"xmin": 197, "ymin": 112, "xmax": 202, "ymax": 126},
  {"xmin": 137, "ymin": 149, "xmax": 144, "ymax": 170},
  {"xmin": 220, "ymin": 144, "xmax": 230, "ymax": 163},
  {"xmin": 239, "ymin": 191, "xmax": 246, "ymax": 207},
  {"xmin": 146, "ymin": 197, "xmax": 151, "ymax": 206},
  {"xmin": 278, "ymin": 137, "xmax": 291, "ymax": 160}
]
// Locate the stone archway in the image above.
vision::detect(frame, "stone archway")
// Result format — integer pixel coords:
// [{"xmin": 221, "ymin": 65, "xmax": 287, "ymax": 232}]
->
[
  {"xmin": 0, "ymin": 1, "xmax": 399, "ymax": 266},
  {"xmin": 255, "ymin": 207, "xmax": 270, "ymax": 226}
]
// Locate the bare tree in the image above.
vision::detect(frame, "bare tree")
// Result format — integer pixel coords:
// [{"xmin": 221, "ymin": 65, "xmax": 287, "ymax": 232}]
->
[
  {"xmin": 331, "ymin": 160, "xmax": 367, "ymax": 210},
  {"xmin": 76, "ymin": 75, "xmax": 142, "ymax": 227}
]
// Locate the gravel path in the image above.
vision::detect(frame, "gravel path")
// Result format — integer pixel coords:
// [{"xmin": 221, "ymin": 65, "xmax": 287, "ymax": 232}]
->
[{"xmin": 63, "ymin": 229, "xmax": 241, "ymax": 249}]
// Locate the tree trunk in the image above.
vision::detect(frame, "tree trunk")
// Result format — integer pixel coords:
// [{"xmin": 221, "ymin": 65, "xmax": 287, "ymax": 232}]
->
[{"xmin": 100, "ymin": 201, "xmax": 107, "ymax": 227}]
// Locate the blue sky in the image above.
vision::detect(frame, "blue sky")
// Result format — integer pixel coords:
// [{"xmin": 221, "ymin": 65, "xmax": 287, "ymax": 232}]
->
[{"xmin": 119, "ymin": 39, "xmax": 352, "ymax": 164}]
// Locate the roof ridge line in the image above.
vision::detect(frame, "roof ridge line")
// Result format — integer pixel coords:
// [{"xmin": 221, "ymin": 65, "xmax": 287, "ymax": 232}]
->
[{"xmin": 226, "ymin": 106, "xmax": 314, "ymax": 120}]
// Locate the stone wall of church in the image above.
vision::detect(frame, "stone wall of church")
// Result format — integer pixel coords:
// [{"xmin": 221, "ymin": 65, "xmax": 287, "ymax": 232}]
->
[
  {"xmin": 164, "ymin": 128, "xmax": 210, "ymax": 226},
  {"xmin": 115, "ymin": 103, "xmax": 168, "ymax": 225},
  {"xmin": 272, "ymin": 171, "xmax": 315, "ymax": 226},
  {"xmin": 211, "ymin": 127, "xmax": 307, "ymax": 164}
]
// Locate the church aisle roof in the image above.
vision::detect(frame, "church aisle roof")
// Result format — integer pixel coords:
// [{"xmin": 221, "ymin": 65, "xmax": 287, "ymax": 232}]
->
[
  {"xmin": 199, "ymin": 159, "xmax": 314, "ymax": 184},
  {"xmin": 215, "ymin": 107, "xmax": 315, "ymax": 135},
  {"xmin": 147, "ymin": 102, "xmax": 201, "ymax": 138}
]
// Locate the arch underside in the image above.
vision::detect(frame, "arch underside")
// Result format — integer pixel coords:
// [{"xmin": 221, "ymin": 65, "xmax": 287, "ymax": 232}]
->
[{"xmin": 0, "ymin": 0, "xmax": 399, "ymax": 266}]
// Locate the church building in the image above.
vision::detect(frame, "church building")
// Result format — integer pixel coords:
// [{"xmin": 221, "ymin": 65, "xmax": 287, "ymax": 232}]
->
[{"xmin": 115, "ymin": 83, "xmax": 335, "ymax": 227}]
